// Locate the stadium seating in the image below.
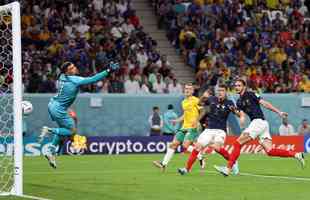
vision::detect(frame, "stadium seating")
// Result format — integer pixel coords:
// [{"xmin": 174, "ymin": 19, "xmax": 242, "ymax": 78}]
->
[
  {"xmin": 19, "ymin": 0, "xmax": 182, "ymax": 94},
  {"xmin": 152, "ymin": 0, "xmax": 310, "ymax": 93}
]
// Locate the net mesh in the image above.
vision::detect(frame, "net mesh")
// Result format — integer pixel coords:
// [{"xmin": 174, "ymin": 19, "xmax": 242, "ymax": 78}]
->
[{"xmin": 0, "ymin": 6, "xmax": 14, "ymax": 194}]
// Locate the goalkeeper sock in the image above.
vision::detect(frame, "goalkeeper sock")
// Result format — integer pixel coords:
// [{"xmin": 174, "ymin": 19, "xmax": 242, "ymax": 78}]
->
[
  {"xmin": 48, "ymin": 144, "xmax": 57, "ymax": 155},
  {"xmin": 51, "ymin": 128, "xmax": 72, "ymax": 136},
  {"xmin": 51, "ymin": 134, "xmax": 61, "ymax": 147},
  {"xmin": 162, "ymin": 147, "xmax": 175, "ymax": 166}
]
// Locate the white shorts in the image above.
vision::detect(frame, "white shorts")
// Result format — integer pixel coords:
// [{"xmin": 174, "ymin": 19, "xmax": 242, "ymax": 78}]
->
[
  {"xmin": 197, "ymin": 129, "xmax": 226, "ymax": 147},
  {"xmin": 244, "ymin": 119, "xmax": 271, "ymax": 143}
]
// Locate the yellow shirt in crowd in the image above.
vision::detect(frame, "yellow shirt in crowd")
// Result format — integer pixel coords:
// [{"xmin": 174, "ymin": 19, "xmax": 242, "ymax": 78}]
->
[{"xmin": 266, "ymin": 0, "xmax": 279, "ymax": 9}]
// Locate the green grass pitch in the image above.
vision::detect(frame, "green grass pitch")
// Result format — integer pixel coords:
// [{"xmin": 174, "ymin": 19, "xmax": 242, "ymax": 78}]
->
[{"xmin": 1, "ymin": 154, "xmax": 310, "ymax": 200}]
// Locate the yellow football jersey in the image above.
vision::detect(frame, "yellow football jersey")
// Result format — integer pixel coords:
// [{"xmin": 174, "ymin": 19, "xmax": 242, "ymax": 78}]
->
[{"xmin": 182, "ymin": 96, "xmax": 200, "ymax": 129}]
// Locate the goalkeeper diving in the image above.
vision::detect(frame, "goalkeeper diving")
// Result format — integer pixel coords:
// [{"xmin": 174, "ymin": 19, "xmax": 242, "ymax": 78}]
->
[{"xmin": 39, "ymin": 61, "xmax": 119, "ymax": 168}]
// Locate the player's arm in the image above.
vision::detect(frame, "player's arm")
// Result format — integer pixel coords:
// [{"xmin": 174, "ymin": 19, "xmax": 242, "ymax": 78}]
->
[
  {"xmin": 74, "ymin": 70, "xmax": 109, "ymax": 85},
  {"xmin": 229, "ymin": 105, "xmax": 246, "ymax": 128},
  {"xmin": 198, "ymin": 90, "xmax": 211, "ymax": 106},
  {"xmin": 73, "ymin": 62, "xmax": 119, "ymax": 86},
  {"xmin": 259, "ymin": 99, "xmax": 288, "ymax": 118}
]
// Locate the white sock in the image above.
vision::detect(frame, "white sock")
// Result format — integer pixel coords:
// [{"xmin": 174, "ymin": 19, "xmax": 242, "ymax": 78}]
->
[
  {"xmin": 187, "ymin": 145, "xmax": 194, "ymax": 152},
  {"xmin": 162, "ymin": 147, "xmax": 175, "ymax": 166},
  {"xmin": 197, "ymin": 152, "xmax": 204, "ymax": 160}
]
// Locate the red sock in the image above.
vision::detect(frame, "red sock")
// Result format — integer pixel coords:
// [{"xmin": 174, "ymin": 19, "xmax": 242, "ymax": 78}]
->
[
  {"xmin": 216, "ymin": 147, "xmax": 230, "ymax": 160},
  {"xmin": 227, "ymin": 141, "xmax": 241, "ymax": 169},
  {"xmin": 267, "ymin": 148, "xmax": 295, "ymax": 157},
  {"xmin": 186, "ymin": 149, "xmax": 199, "ymax": 171}
]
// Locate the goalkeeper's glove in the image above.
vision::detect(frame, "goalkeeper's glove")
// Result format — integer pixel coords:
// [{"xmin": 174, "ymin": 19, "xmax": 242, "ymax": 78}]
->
[
  {"xmin": 71, "ymin": 134, "xmax": 87, "ymax": 151},
  {"xmin": 107, "ymin": 62, "xmax": 120, "ymax": 72}
]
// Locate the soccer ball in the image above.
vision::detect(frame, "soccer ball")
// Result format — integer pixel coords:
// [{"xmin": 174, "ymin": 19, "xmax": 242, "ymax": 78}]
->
[{"xmin": 22, "ymin": 100, "xmax": 33, "ymax": 115}]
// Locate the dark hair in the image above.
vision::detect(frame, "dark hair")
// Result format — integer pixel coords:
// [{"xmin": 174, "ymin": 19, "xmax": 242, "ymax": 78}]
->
[
  {"xmin": 235, "ymin": 79, "xmax": 246, "ymax": 86},
  {"xmin": 60, "ymin": 62, "xmax": 73, "ymax": 74},
  {"xmin": 153, "ymin": 106, "xmax": 159, "ymax": 111},
  {"xmin": 218, "ymin": 84, "xmax": 228, "ymax": 90},
  {"xmin": 168, "ymin": 104, "xmax": 174, "ymax": 110}
]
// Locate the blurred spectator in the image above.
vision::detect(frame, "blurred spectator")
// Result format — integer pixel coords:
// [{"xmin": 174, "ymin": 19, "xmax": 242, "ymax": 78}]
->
[
  {"xmin": 124, "ymin": 73, "xmax": 140, "ymax": 94},
  {"xmin": 278, "ymin": 117, "xmax": 295, "ymax": 136},
  {"xmin": 138, "ymin": 75, "xmax": 151, "ymax": 94},
  {"xmin": 109, "ymin": 73, "xmax": 125, "ymax": 93},
  {"xmin": 298, "ymin": 119, "xmax": 310, "ymax": 135},
  {"xmin": 148, "ymin": 106, "xmax": 163, "ymax": 136},
  {"xmin": 162, "ymin": 104, "xmax": 179, "ymax": 136},
  {"xmin": 152, "ymin": 73, "xmax": 166, "ymax": 93},
  {"xmin": 38, "ymin": 74, "xmax": 56, "ymax": 93},
  {"xmin": 168, "ymin": 78, "xmax": 182, "ymax": 94}
]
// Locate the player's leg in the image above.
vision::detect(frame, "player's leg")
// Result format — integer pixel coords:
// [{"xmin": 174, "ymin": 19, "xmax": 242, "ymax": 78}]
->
[
  {"xmin": 153, "ymin": 130, "xmax": 184, "ymax": 170},
  {"xmin": 227, "ymin": 120, "xmax": 269, "ymax": 173},
  {"xmin": 214, "ymin": 132, "xmax": 252, "ymax": 176},
  {"xmin": 49, "ymin": 116, "xmax": 76, "ymax": 154},
  {"xmin": 182, "ymin": 128, "xmax": 200, "ymax": 154},
  {"xmin": 40, "ymin": 105, "xmax": 75, "ymax": 140},
  {"xmin": 261, "ymin": 138, "xmax": 305, "ymax": 168},
  {"xmin": 178, "ymin": 130, "xmax": 212, "ymax": 175},
  {"xmin": 45, "ymin": 115, "xmax": 75, "ymax": 169},
  {"xmin": 211, "ymin": 131, "xmax": 240, "ymax": 175}
]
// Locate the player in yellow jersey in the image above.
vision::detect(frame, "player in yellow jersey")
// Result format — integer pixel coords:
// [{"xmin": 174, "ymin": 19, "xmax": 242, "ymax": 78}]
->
[{"xmin": 153, "ymin": 83, "xmax": 202, "ymax": 171}]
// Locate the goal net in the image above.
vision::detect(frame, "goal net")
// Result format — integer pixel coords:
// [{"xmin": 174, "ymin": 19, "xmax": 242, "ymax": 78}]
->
[{"xmin": 0, "ymin": 2, "xmax": 22, "ymax": 196}]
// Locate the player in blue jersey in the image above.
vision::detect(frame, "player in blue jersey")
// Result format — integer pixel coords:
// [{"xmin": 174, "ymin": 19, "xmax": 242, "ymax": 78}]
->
[
  {"xmin": 178, "ymin": 84, "xmax": 244, "ymax": 175},
  {"xmin": 39, "ymin": 61, "xmax": 119, "ymax": 168},
  {"xmin": 215, "ymin": 79, "xmax": 305, "ymax": 176}
]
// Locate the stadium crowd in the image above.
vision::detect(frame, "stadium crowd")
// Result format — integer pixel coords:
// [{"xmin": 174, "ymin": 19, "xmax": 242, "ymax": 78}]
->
[
  {"xmin": 153, "ymin": 0, "xmax": 310, "ymax": 93},
  {"xmin": 14, "ymin": 0, "xmax": 182, "ymax": 94}
]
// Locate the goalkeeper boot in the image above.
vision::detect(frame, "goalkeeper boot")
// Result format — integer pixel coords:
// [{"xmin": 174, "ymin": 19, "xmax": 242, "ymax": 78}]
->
[
  {"xmin": 152, "ymin": 161, "xmax": 166, "ymax": 172},
  {"xmin": 38, "ymin": 126, "xmax": 52, "ymax": 143},
  {"xmin": 178, "ymin": 168, "xmax": 188, "ymax": 175},
  {"xmin": 295, "ymin": 152, "xmax": 305, "ymax": 169},
  {"xmin": 45, "ymin": 155, "xmax": 57, "ymax": 169}
]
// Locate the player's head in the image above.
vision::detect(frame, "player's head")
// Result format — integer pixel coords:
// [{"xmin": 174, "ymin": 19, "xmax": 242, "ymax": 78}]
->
[
  {"xmin": 61, "ymin": 62, "xmax": 79, "ymax": 75},
  {"xmin": 153, "ymin": 106, "xmax": 160, "ymax": 113},
  {"xmin": 184, "ymin": 83, "xmax": 194, "ymax": 97},
  {"xmin": 235, "ymin": 79, "xmax": 246, "ymax": 94},
  {"xmin": 217, "ymin": 84, "xmax": 227, "ymax": 100}
]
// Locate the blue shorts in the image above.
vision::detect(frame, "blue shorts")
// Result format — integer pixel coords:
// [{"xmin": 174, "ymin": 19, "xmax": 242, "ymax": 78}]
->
[{"xmin": 48, "ymin": 101, "xmax": 75, "ymax": 130}]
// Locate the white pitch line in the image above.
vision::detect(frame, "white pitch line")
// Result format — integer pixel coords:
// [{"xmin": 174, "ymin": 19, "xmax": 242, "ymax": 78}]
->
[
  {"xmin": 19, "ymin": 194, "xmax": 52, "ymax": 200},
  {"xmin": 238, "ymin": 172, "xmax": 310, "ymax": 182},
  {"xmin": 205, "ymin": 170, "xmax": 310, "ymax": 181},
  {"xmin": 26, "ymin": 169, "xmax": 310, "ymax": 182}
]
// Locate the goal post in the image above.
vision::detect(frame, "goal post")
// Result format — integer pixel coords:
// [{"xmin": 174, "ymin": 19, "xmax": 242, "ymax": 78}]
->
[{"xmin": 0, "ymin": 1, "xmax": 22, "ymax": 196}]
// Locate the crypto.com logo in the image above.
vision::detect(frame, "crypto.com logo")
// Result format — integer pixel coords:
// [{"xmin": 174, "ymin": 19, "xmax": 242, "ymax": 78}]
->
[{"xmin": 66, "ymin": 141, "xmax": 86, "ymax": 155}]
